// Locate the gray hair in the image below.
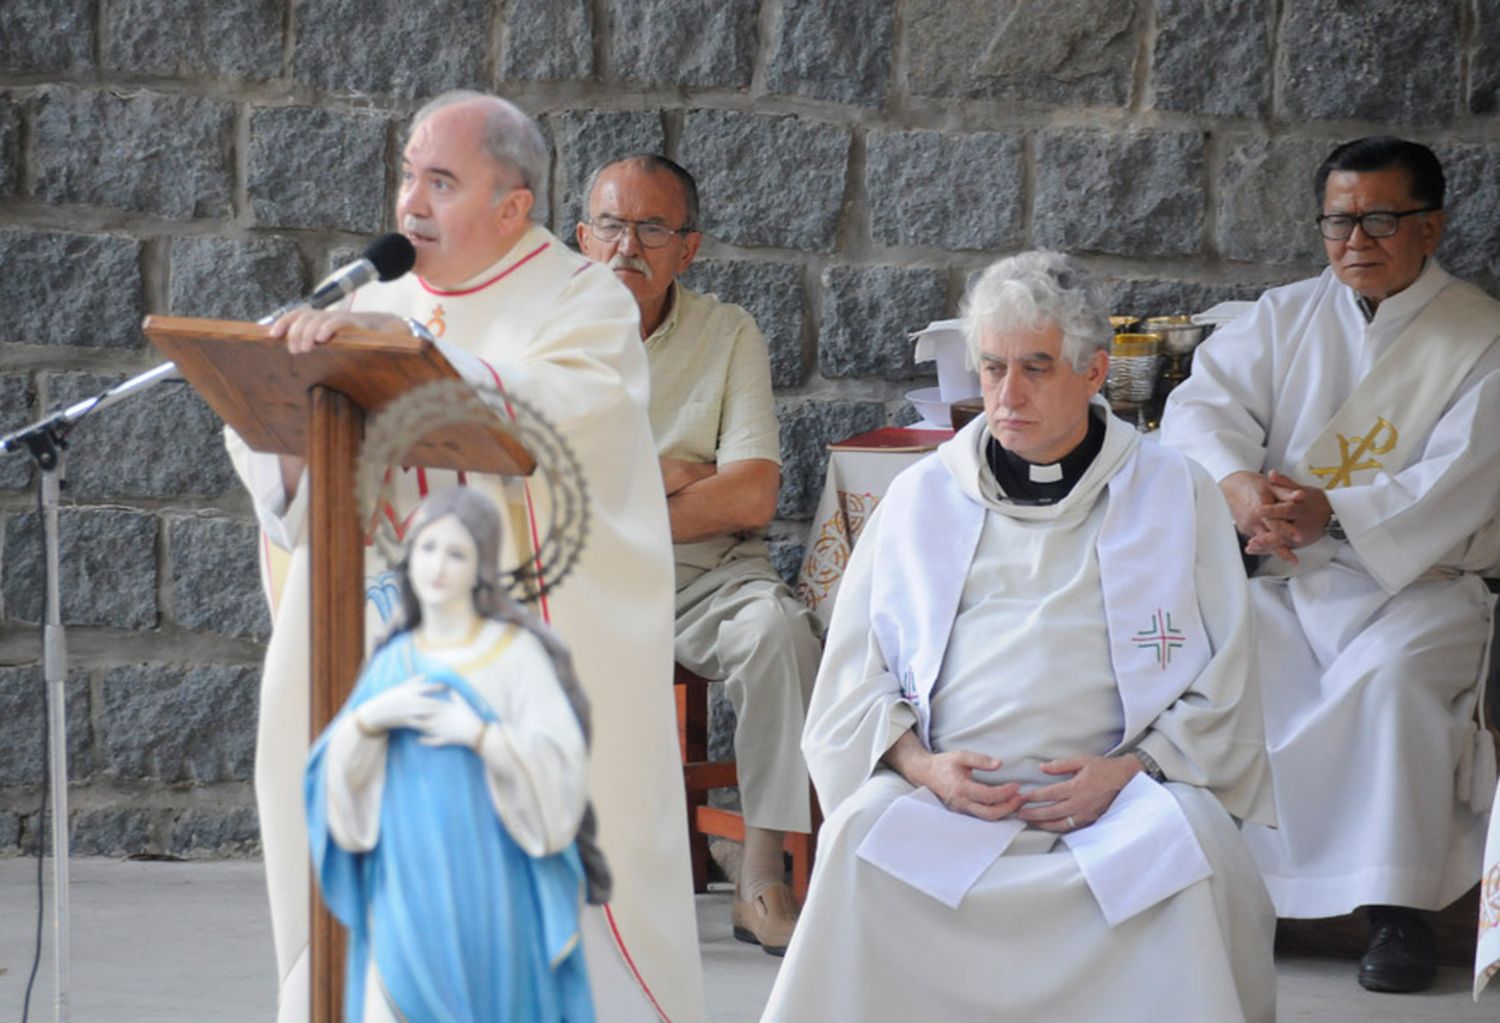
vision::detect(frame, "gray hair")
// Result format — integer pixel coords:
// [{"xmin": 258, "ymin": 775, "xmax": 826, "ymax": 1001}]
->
[
  {"xmin": 960, "ymin": 251, "xmax": 1111, "ymax": 372},
  {"xmin": 580, "ymin": 154, "xmax": 700, "ymax": 231},
  {"xmin": 410, "ymin": 91, "xmax": 549, "ymax": 220}
]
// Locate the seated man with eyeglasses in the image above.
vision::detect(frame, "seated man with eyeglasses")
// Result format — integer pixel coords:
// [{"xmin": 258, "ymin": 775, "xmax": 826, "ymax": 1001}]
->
[
  {"xmin": 1162, "ymin": 136, "xmax": 1500, "ymax": 993},
  {"xmin": 578, "ymin": 155, "xmax": 823, "ymax": 956}
]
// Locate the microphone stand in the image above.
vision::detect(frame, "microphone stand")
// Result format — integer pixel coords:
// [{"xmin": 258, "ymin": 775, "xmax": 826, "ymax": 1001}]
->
[
  {"xmin": 0, "ymin": 242, "xmax": 406, "ymax": 1018},
  {"xmin": 0, "ymin": 361, "xmax": 181, "ymax": 1023}
]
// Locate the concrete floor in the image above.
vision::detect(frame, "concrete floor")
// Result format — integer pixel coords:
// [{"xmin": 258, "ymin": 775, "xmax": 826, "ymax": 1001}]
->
[{"xmin": 0, "ymin": 857, "xmax": 1495, "ymax": 1021}]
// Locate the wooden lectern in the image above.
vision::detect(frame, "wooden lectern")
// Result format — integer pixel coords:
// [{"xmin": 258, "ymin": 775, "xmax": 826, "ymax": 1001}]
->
[{"xmin": 144, "ymin": 316, "xmax": 534, "ymax": 1023}]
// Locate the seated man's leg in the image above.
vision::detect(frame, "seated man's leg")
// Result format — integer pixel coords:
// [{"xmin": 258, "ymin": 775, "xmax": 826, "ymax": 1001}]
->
[
  {"xmin": 1245, "ymin": 570, "xmax": 1494, "ymax": 990},
  {"xmin": 674, "ymin": 559, "xmax": 821, "ymax": 952},
  {"xmin": 766, "ymin": 773, "xmax": 1275, "ymax": 1022}
]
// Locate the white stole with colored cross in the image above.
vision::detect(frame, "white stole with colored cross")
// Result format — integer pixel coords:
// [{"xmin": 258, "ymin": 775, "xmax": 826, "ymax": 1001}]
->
[
  {"xmin": 1298, "ymin": 280, "xmax": 1500, "ymax": 492},
  {"xmin": 869, "ymin": 423, "xmax": 1211, "ymax": 752}
]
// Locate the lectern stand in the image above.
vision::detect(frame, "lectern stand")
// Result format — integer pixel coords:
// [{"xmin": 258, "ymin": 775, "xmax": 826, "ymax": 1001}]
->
[{"xmin": 143, "ymin": 316, "xmax": 533, "ymax": 1023}]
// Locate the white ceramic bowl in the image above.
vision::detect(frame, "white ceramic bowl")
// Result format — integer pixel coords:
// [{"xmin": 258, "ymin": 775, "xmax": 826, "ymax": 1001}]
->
[{"xmin": 905, "ymin": 386, "xmax": 950, "ymax": 428}]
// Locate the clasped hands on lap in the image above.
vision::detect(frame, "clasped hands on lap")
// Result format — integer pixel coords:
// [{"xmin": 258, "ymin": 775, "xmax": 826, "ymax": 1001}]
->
[
  {"xmin": 882, "ymin": 730, "xmax": 1141, "ymax": 831},
  {"xmin": 1221, "ymin": 469, "xmax": 1333, "ymax": 565}
]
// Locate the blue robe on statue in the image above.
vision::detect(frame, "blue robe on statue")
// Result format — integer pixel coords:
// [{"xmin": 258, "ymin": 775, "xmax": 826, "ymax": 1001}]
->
[{"xmin": 306, "ymin": 632, "xmax": 594, "ymax": 1023}]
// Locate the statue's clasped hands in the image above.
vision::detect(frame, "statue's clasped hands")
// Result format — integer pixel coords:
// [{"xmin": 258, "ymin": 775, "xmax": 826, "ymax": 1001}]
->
[{"xmin": 353, "ymin": 676, "xmax": 488, "ymax": 749}]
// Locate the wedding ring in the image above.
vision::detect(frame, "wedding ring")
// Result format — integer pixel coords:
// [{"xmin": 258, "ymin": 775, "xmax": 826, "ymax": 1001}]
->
[{"xmin": 1066, "ymin": 815, "xmax": 1077, "ymax": 829}]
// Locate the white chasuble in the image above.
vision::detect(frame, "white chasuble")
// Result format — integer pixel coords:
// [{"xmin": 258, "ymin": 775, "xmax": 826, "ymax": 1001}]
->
[
  {"xmin": 1163, "ymin": 259, "xmax": 1500, "ymax": 919},
  {"xmin": 766, "ymin": 411, "xmax": 1276, "ymax": 1023},
  {"xmin": 227, "ymin": 225, "xmax": 702, "ymax": 1023}
]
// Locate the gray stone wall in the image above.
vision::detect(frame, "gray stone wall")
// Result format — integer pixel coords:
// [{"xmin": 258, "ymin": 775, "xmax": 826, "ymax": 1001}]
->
[{"xmin": 3, "ymin": 0, "xmax": 1499, "ymax": 857}]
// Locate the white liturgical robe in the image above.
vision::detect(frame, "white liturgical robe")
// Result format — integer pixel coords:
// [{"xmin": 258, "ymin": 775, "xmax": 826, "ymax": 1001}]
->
[
  {"xmin": 227, "ymin": 224, "xmax": 703, "ymax": 1023},
  {"xmin": 763, "ymin": 410, "xmax": 1277, "ymax": 1023},
  {"xmin": 1163, "ymin": 260, "xmax": 1500, "ymax": 920}
]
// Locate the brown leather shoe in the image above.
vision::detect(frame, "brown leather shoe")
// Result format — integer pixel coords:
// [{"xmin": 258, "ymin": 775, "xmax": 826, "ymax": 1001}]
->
[{"xmin": 732, "ymin": 883, "xmax": 799, "ymax": 957}]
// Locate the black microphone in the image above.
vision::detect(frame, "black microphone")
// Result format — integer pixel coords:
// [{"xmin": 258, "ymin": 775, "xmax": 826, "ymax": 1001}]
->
[{"xmin": 260, "ymin": 233, "xmax": 417, "ymax": 322}]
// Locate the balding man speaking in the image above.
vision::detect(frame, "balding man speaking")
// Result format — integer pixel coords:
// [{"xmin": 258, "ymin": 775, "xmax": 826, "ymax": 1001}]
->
[{"xmin": 227, "ymin": 92, "xmax": 703, "ymax": 1022}]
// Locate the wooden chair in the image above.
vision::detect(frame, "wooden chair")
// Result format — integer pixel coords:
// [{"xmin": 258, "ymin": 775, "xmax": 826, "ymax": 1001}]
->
[{"xmin": 674, "ymin": 663, "xmax": 821, "ymax": 903}]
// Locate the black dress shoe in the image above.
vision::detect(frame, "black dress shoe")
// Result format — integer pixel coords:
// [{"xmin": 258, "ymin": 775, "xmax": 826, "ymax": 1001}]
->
[{"xmin": 1358, "ymin": 905, "xmax": 1436, "ymax": 993}]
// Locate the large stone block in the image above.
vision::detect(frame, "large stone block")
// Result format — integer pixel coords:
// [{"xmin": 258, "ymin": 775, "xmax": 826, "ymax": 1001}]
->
[
  {"xmin": 0, "ymin": 666, "xmax": 93, "ymax": 786},
  {"xmin": 71, "ymin": 808, "xmax": 153, "ymax": 856},
  {"xmin": 865, "ymin": 129, "xmax": 1024, "ymax": 251},
  {"xmin": 1435, "ymin": 143, "xmax": 1500, "ymax": 281},
  {"xmin": 707, "ymin": 681, "xmax": 735, "ymax": 765},
  {"xmin": 0, "ymin": 812, "xmax": 20, "ymax": 849},
  {"xmin": 293, "ymin": 0, "xmax": 491, "ymax": 98},
  {"xmin": 248, "ymin": 107, "xmax": 390, "ymax": 233},
  {"xmin": 607, "ymin": 0, "xmax": 757, "ymax": 88},
  {"xmin": 1281, "ymin": 0, "xmax": 1458, "ymax": 125},
  {"xmin": 169, "ymin": 806, "xmax": 261, "ymax": 857},
  {"xmin": 1152, "ymin": 0, "xmax": 1269, "ymax": 116},
  {"xmin": 906, "ymin": 0, "xmax": 1135, "ymax": 106},
  {"xmin": 819, "ymin": 265, "xmax": 947, "ymax": 381},
  {"xmin": 168, "ymin": 517, "xmax": 271, "ymax": 641},
  {"xmin": 0, "ymin": 0, "xmax": 93, "ymax": 71},
  {"xmin": 775, "ymin": 399, "xmax": 887, "ymax": 520},
  {"xmin": 100, "ymin": 664, "xmax": 258, "ymax": 783},
  {"xmin": 41, "ymin": 375, "xmax": 237, "ymax": 501},
  {"xmin": 1034, "ymin": 130, "xmax": 1206, "ymax": 257},
  {"xmin": 0, "ymin": 100, "xmax": 18, "ymax": 198},
  {"xmin": 0, "ymin": 231, "xmax": 144, "ymax": 349},
  {"xmin": 3, "ymin": 508, "xmax": 159, "ymax": 629},
  {"xmin": 169, "ymin": 236, "xmax": 306, "ymax": 322},
  {"xmin": 1216, "ymin": 137, "xmax": 1328, "ymax": 266},
  {"xmin": 680, "ymin": 259, "xmax": 806, "ymax": 388},
  {"xmin": 553, "ymin": 110, "xmax": 666, "ymax": 234},
  {"xmin": 31, "ymin": 87, "xmax": 234, "ymax": 219},
  {"xmin": 0, "ymin": 375, "xmax": 33, "ymax": 492},
  {"xmin": 103, "ymin": 0, "xmax": 283, "ymax": 79},
  {"xmin": 765, "ymin": 0, "xmax": 894, "ymax": 107},
  {"xmin": 765, "ymin": 532, "xmax": 804, "ymax": 588},
  {"xmin": 503, "ymin": 0, "xmax": 592, "ymax": 81},
  {"xmin": 1474, "ymin": 0, "xmax": 1500, "ymax": 114},
  {"xmin": 679, "ymin": 112, "xmax": 850, "ymax": 252},
  {"xmin": 1103, "ymin": 276, "xmax": 1276, "ymax": 320}
]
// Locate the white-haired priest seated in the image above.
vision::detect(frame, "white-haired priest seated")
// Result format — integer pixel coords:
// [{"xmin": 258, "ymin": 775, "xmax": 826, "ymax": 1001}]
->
[{"xmin": 761, "ymin": 251, "xmax": 1278, "ymax": 1023}]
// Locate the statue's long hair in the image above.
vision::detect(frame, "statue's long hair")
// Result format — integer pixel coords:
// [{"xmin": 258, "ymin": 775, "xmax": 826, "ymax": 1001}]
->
[{"xmin": 384, "ymin": 486, "xmax": 612, "ymax": 904}]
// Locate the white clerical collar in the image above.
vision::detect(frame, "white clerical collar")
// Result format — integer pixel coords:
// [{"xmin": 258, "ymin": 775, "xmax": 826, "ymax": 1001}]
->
[
  {"xmin": 419, "ymin": 224, "xmax": 551, "ymax": 296},
  {"xmin": 1029, "ymin": 462, "xmax": 1064, "ymax": 483}
]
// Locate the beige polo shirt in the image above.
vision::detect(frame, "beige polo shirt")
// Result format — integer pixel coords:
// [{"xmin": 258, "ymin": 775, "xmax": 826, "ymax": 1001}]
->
[{"xmin": 645, "ymin": 281, "xmax": 782, "ymax": 576}]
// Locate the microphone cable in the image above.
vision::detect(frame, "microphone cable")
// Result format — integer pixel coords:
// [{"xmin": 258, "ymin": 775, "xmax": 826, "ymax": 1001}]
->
[{"xmin": 20, "ymin": 481, "xmax": 50, "ymax": 1023}]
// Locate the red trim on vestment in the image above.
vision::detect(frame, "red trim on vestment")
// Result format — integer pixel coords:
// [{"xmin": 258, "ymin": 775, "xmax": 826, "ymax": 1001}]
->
[
  {"xmin": 418, "ymin": 242, "xmax": 549, "ymax": 297},
  {"xmin": 477, "ymin": 358, "xmax": 551, "ymax": 625},
  {"xmin": 604, "ymin": 903, "xmax": 673, "ymax": 1022},
  {"xmin": 479, "ymin": 357, "xmax": 669, "ymax": 1019}
]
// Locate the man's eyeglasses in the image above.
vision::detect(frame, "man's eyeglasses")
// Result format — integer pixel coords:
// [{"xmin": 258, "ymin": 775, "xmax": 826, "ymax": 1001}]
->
[
  {"xmin": 585, "ymin": 215, "xmax": 696, "ymax": 248},
  {"xmin": 1315, "ymin": 207, "xmax": 1439, "ymax": 241}
]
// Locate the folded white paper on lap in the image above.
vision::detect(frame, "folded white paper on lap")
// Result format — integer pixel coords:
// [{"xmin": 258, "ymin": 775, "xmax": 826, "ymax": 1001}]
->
[
  {"xmin": 855, "ymin": 787, "xmax": 1025, "ymax": 909},
  {"xmin": 1060, "ymin": 773, "xmax": 1212, "ymax": 927}
]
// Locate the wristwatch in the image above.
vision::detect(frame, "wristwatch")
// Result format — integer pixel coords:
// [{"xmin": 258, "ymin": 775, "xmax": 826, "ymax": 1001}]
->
[
  {"xmin": 1129, "ymin": 748, "xmax": 1167, "ymax": 783},
  {"xmin": 404, "ymin": 317, "xmax": 437, "ymax": 344},
  {"xmin": 1326, "ymin": 512, "xmax": 1347, "ymax": 542}
]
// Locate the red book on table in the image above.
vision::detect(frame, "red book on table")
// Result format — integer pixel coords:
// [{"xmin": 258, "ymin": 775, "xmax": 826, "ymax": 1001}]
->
[{"xmin": 829, "ymin": 426, "xmax": 953, "ymax": 453}]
